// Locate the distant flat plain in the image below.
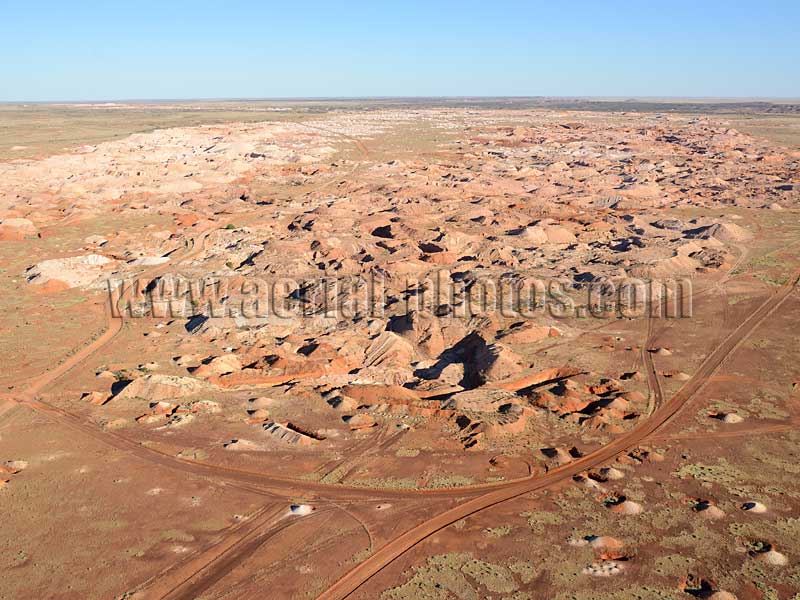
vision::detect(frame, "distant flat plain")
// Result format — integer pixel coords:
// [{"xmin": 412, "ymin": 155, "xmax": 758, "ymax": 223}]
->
[{"xmin": 1, "ymin": 98, "xmax": 799, "ymax": 160}]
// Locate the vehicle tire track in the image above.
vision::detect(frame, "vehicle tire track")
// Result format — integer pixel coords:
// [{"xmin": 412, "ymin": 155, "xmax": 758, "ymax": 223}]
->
[{"xmin": 315, "ymin": 270, "xmax": 800, "ymax": 600}]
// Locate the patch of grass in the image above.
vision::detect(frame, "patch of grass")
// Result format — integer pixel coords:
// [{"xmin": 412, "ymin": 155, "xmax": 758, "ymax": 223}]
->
[
  {"xmin": 380, "ymin": 553, "xmax": 476, "ymax": 600},
  {"xmin": 426, "ymin": 475, "xmax": 474, "ymax": 489},
  {"xmin": 349, "ymin": 548, "xmax": 372, "ymax": 564},
  {"xmin": 746, "ymin": 393, "xmax": 790, "ymax": 420},
  {"xmin": 661, "ymin": 524, "xmax": 728, "ymax": 558},
  {"xmin": 509, "ymin": 560, "xmax": 539, "ymax": 584},
  {"xmin": 319, "ymin": 464, "xmax": 349, "ymax": 484},
  {"xmin": 521, "ymin": 510, "xmax": 565, "ymax": 533},
  {"xmin": 483, "ymin": 525, "xmax": 512, "ymax": 538},
  {"xmin": 395, "ymin": 448, "xmax": 420, "ymax": 458},
  {"xmin": 123, "ymin": 545, "xmax": 150, "ymax": 559},
  {"xmin": 554, "ymin": 587, "xmax": 678, "ymax": 600},
  {"xmin": 177, "ymin": 448, "xmax": 209, "ymax": 461},
  {"xmin": 160, "ymin": 529, "xmax": 195, "ymax": 543},
  {"xmin": 94, "ymin": 519, "xmax": 127, "ymax": 532},
  {"xmin": 755, "ymin": 272, "xmax": 789, "ymax": 287},
  {"xmin": 673, "ymin": 460, "xmax": 741, "ymax": 487},
  {"xmin": 729, "ymin": 517, "xmax": 800, "ymax": 545},
  {"xmin": 461, "ymin": 558, "xmax": 518, "ymax": 594},
  {"xmin": 749, "ymin": 337, "xmax": 771, "ymax": 349},
  {"xmin": 653, "ymin": 553, "xmax": 695, "ymax": 577},
  {"xmin": 193, "ymin": 517, "xmax": 228, "ymax": 532},
  {"xmin": 348, "ymin": 477, "xmax": 418, "ymax": 490},
  {"xmin": 380, "ymin": 553, "xmax": 535, "ymax": 600}
]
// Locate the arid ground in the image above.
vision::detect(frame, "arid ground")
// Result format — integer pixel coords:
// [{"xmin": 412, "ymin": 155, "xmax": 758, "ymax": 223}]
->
[{"xmin": 1, "ymin": 99, "xmax": 799, "ymax": 600}]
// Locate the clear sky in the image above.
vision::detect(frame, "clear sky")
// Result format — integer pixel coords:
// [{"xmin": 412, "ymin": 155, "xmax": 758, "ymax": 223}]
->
[{"xmin": 2, "ymin": 0, "xmax": 798, "ymax": 101}]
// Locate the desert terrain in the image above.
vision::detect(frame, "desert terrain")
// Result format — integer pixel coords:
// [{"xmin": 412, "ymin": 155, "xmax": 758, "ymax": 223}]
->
[{"xmin": 1, "ymin": 99, "xmax": 799, "ymax": 600}]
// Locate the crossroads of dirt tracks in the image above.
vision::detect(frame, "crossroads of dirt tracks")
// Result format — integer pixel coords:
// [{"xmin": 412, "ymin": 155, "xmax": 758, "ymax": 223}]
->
[{"xmin": 315, "ymin": 271, "xmax": 799, "ymax": 600}]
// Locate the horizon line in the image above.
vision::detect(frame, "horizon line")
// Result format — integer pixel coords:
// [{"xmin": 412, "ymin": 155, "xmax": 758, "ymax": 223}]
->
[{"xmin": 2, "ymin": 95, "xmax": 800, "ymax": 105}]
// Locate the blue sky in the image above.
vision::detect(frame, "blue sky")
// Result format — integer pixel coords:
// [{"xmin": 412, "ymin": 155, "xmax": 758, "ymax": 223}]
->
[{"xmin": 2, "ymin": 0, "xmax": 798, "ymax": 101}]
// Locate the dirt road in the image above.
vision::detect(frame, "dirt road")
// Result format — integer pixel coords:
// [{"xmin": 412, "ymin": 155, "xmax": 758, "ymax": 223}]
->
[
  {"xmin": 315, "ymin": 272, "xmax": 799, "ymax": 600},
  {"xmin": 20, "ymin": 228, "xmax": 214, "ymax": 398},
  {"xmin": 138, "ymin": 505, "xmax": 330, "ymax": 600},
  {"xmin": 0, "ymin": 398, "xmax": 17, "ymax": 421}
]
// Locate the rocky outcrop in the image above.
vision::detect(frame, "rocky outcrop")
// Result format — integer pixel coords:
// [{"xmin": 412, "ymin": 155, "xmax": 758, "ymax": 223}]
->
[
  {"xmin": 116, "ymin": 374, "xmax": 210, "ymax": 402},
  {"xmin": 26, "ymin": 254, "xmax": 115, "ymax": 289}
]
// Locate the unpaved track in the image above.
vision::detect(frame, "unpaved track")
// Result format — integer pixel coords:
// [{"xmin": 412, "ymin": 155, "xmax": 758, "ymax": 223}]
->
[
  {"xmin": 4, "ymin": 135, "xmax": 553, "ymax": 502},
  {"xmin": 652, "ymin": 418, "xmax": 800, "ymax": 442},
  {"xmin": 316, "ymin": 272, "xmax": 800, "ymax": 600},
  {"xmin": 12, "ymin": 140, "xmax": 754, "ymax": 506},
  {"xmin": 638, "ymin": 243, "xmax": 750, "ymax": 418},
  {"xmin": 19, "ymin": 394, "xmax": 483, "ymax": 501},
  {"xmin": 9, "ymin": 224, "xmax": 442, "ymax": 501},
  {"xmin": 641, "ymin": 310, "xmax": 664, "ymax": 416},
  {"xmin": 11, "ymin": 235, "xmax": 786, "ymax": 507},
  {"xmin": 5, "ymin": 140, "xmax": 540, "ymax": 502},
  {"xmin": 20, "ymin": 227, "xmax": 214, "ymax": 398},
  {"xmin": 135, "ymin": 504, "xmax": 285, "ymax": 599},
  {"xmin": 3, "ymin": 213, "xmax": 645, "ymax": 502},
  {"xmin": 140, "ymin": 506, "xmax": 332, "ymax": 600},
  {"xmin": 0, "ymin": 398, "xmax": 18, "ymax": 423},
  {"xmin": 17, "ymin": 118, "xmax": 369, "ymax": 401},
  {"xmin": 7, "ymin": 122, "xmax": 794, "ymax": 599}
]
